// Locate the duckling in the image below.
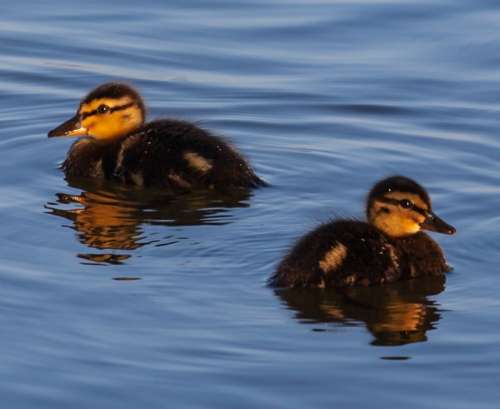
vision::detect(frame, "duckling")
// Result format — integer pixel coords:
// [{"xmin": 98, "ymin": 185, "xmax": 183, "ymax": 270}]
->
[
  {"xmin": 269, "ymin": 176, "xmax": 456, "ymax": 288},
  {"xmin": 48, "ymin": 82, "xmax": 265, "ymax": 190}
]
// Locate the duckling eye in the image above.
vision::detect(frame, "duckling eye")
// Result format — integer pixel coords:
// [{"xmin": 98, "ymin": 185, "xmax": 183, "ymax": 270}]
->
[
  {"xmin": 97, "ymin": 104, "xmax": 110, "ymax": 114},
  {"xmin": 400, "ymin": 199, "xmax": 413, "ymax": 209}
]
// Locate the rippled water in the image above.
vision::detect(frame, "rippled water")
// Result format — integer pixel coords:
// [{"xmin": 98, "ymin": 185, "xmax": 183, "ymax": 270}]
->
[{"xmin": 1, "ymin": 0, "xmax": 500, "ymax": 407}]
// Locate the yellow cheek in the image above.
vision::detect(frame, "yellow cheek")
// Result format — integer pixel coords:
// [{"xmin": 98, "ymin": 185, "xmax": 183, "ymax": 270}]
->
[
  {"xmin": 81, "ymin": 118, "xmax": 95, "ymax": 133},
  {"xmin": 97, "ymin": 121, "xmax": 120, "ymax": 139},
  {"xmin": 373, "ymin": 213, "xmax": 422, "ymax": 237},
  {"xmin": 82, "ymin": 117, "xmax": 121, "ymax": 140},
  {"xmin": 400, "ymin": 219, "xmax": 421, "ymax": 235}
]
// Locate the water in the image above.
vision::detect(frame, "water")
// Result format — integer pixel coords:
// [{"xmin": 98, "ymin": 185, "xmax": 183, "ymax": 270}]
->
[{"xmin": 1, "ymin": 0, "xmax": 500, "ymax": 407}]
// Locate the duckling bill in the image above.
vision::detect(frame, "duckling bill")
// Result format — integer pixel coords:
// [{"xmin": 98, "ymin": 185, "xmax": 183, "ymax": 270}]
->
[
  {"xmin": 48, "ymin": 82, "xmax": 265, "ymax": 190},
  {"xmin": 269, "ymin": 176, "xmax": 456, "ymax": 288}
]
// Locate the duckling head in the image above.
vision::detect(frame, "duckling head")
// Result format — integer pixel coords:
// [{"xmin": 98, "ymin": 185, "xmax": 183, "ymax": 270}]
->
[
  {"xmin": 367, "ymin": 176, "xmax": 456, "ymax": 238},
  {"xmin": 48, "ymin": 82, "xmax": 146, "ymax": 141}
]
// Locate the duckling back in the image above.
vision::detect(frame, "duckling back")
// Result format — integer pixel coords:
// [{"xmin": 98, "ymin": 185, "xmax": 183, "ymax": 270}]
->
[{"xmin": 114, "ymin": 119, "xmax": 265, "ymax": 190}]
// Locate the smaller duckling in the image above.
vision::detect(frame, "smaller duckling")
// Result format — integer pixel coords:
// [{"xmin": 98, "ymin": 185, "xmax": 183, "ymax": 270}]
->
[
  {"xmin": 269, "ymin": 176, "xmax": 456, "ymax": 288},
  {"xmin": 48, "ymin": 82, "xmax": 265, "ymax": 191}
]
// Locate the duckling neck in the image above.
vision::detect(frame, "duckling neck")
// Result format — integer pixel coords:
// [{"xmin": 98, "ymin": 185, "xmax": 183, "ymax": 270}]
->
[
  {"xmin": 371, "ymin": 222, "xmax": 414, "ymax": 241},
  {"xmin": 90, "ymin": 133, "xmax": 133, "ymax": 145},
  {"xmin": 88, "ymin": 123, "xmax": 144, "ymax": 145}
]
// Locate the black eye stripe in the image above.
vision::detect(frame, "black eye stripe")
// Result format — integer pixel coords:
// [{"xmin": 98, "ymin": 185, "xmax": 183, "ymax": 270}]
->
[
  {"xmin": 378, "ymin": 197, "xmax": 428, "ymax": 217},
  {"xmin": 110, "ymin": 102, "xmax": 134, "ymax": 113},
  {"xmin": 80, "ymin": 102, "xmax": 135, "ymax": 120}
]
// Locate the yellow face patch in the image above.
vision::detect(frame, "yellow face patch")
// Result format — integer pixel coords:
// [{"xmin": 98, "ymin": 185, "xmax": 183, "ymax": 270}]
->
[
  {"xmin": 369, "ymin": 199, "xmax": 427, "ymax": 238},
  {"xmin": 78, "ymin": 96, "xmax": 144, "ymax": 140}
]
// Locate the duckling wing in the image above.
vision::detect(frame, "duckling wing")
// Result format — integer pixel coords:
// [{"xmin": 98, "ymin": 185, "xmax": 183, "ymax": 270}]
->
[
  {"xmin": 270, "ymin": 220, "xmax": 401, "ymax": 288},
  {"xmin": 115, "ymin": 119, "xmax": 264, "ymax": 190}
]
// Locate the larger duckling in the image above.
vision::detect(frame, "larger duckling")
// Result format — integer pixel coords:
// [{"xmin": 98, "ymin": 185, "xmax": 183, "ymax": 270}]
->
[
  {"xmin": 269, "ymin": 176, "xmax": 456, "ymax": 288},
  {"xmin": 48, "ymin": 83, "xmax": 265, "ymax": 190}
]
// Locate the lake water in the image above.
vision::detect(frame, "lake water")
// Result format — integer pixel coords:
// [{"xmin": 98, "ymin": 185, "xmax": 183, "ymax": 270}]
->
[{"xmin": 1, "ymin": 0, "xmax": 500, "ymax": 407}]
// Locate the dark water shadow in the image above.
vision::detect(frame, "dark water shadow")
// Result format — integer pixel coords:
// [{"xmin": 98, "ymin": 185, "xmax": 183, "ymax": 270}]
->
[
  {"xmin": 45, "ymin": 178, "xmax": 253, "ymax": 264},
  {"xmin": 275, "ymin": 276, "xmax": 446, "ymax": 346}
]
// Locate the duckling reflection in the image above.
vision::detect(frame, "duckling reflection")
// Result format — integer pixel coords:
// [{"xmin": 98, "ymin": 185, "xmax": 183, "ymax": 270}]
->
[
  {"xmin": 46, "ymin": 179, "xmax": 252, "ymax": 263},
  {"xmin": 49, "ymin": 189, "xmax": 143, "ymax": 251},
  {"xmin": 275, "ymin": 276, "xmax": 445, "ymax": 346}
]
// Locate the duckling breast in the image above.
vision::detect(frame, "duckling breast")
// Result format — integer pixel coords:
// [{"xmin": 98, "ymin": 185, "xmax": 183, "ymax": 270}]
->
[
  {"xmin": 395, "ymin": 232, "xmax": 450, "ymax": 278},
  {"xmin": 64, "ymin": 138, "xmax": 118, "ymax": 180}
]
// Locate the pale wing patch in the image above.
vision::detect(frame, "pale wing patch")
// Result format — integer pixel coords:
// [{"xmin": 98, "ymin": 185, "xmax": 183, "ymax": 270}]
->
[
  {"xmin": 319, "ymin": 243, "xmax": 348, "ymax": 273},
  {"xmin": 385, "ymin": 244, "xmax": 400, "ymax": 271},
  {"xmin": 183, "ymin": 152, "xmax": 213, "ymax": 173},
  {"xmin": 168, "ymin": 172, "xmax": 192, "ymax": 189},
  {"xmin": 91, "ymin": 159, "xmax": 103, "ymax": 178},
  {"xmin": 115, "ymin": 135, "xmax": 140, "ymax": 171},
  {"xmin": 130, "ymin": 172, "xmax": 144, "ymax": 186}
]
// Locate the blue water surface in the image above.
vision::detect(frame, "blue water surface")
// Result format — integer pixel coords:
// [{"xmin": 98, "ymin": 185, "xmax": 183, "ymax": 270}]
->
[{"xmin": 1, "ymin": 0, "xmax": 500, "ymax": 408}]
